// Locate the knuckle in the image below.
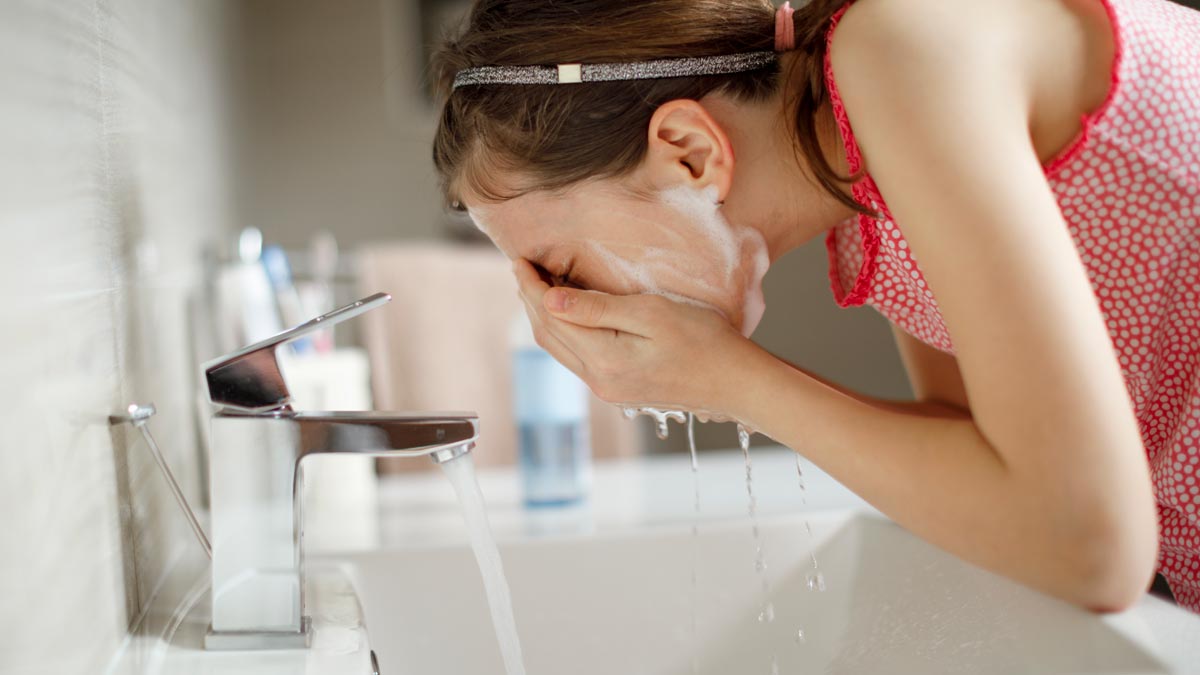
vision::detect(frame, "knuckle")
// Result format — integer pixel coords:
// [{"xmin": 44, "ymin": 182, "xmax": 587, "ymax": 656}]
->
[{"xmin": 582, "ymin": 295, "xmax": 607, "ymax": 324}]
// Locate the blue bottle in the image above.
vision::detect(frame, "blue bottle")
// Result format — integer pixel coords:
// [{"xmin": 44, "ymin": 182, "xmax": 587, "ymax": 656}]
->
[{"xmin": 510, "ymin": 315, "xmax": 591, "ymax": 506}]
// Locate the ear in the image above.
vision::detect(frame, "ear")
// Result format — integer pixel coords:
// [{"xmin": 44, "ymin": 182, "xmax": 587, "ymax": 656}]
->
[{"xmin": 644, "ymin": 99, "xmax": 735, "ymax": 202}]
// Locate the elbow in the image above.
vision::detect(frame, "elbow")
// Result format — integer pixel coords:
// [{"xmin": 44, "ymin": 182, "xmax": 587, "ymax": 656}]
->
[{"xmin": 1062, "ymin": 514, "xmax": 1159, "ymax": 614}]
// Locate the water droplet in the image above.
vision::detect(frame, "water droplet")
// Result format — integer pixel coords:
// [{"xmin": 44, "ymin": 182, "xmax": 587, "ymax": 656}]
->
[
  {"xmin": 655, "ymin": 418, "xmax": 670, "ymax": 439},
  {"xmin": 737, "ymin": 423, "xmax": 752, "ymax": 454},
  {"xmin": 621, "ymin": 407, "xmax": 687, "ymax": 440},
  {"xmin": 770, "ymin": 656, "xmax": 780, "ymax": 675},
  {"xmin": 757, "ymin": 601, "xmax": 775, "ymax": 623},
  {"xmin": 687, "ymin": 414, "xmax": 698, "ymax": 472},
  {"xmin": 795, "ymin": 628, "xmax": 806, "ymax": 644},
  {"xmin": 806, "ymin": 572, "xmax": 826, "ymax": 592}
]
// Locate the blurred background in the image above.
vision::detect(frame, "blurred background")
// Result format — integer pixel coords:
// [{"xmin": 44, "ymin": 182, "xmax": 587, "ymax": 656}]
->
[
  {"xmin": 229, "ymin": 0, "xmax": 912, "ymax": 458},
  {"xmin": 17, "ymin": 0, "xmax": 1192, "ymax": 672},
  {"xmin": 0, "ymin": 2, "xmax": 907, "ymax": 669}
]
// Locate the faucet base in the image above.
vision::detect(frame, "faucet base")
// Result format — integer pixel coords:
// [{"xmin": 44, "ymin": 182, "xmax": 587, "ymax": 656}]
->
[{"xmin": 204, "ymin": 616, "xmax": 312, "ymax": 650}]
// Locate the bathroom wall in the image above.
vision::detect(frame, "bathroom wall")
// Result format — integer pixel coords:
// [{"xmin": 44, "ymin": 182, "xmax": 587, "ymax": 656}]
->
[
  {"xmin": 231, "ymin": 0, "xmax": 912, "ymax": 455},
  {"xmin": 0, "ymin": 1, "xmax": 237, "ymax": 673},
  {"xmin": 232, "ymin": 0, "xmax": 448, "ymax": 249}
]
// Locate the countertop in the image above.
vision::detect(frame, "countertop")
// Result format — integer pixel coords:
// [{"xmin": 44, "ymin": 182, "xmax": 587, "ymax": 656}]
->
[
  {"xmin": 109, "ymin": 444, "xmax": 1200, "ymax": 674},
  {"xmin": 319, "ymin": 445, "xmax": 1200, "ymax": 674}
]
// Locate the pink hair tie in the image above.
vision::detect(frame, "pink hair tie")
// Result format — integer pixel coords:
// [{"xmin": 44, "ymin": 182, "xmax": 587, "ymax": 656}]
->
[{"xmin": 774, "ymin": 1, "xmax": 796, "ymax": 52}]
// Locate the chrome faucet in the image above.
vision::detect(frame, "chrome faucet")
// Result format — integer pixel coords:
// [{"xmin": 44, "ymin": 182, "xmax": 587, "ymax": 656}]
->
[{"xmin": 203, "ymin": 292, "xmax": 478, "ymax": 650}]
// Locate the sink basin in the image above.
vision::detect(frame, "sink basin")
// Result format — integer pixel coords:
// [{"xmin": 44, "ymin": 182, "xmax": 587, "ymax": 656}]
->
[{"xmin": 341, "ymin": 512, "xmax": 1168, "ymax": 675}]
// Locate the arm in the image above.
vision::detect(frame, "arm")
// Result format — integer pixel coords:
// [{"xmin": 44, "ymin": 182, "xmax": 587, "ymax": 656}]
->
[
  {"xmin": 732, "ymin": 0, "xmax": 1156, "ymax": 610},
  {"xmin": 890, "ymin": 325, "xmax": 969, "ymax": 415},
  {"xmin": 514, "ymin": 0, "xmax": 1156, "ymax": 611}
]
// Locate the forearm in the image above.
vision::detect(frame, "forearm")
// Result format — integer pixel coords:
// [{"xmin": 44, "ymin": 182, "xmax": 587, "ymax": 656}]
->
[{"xmin": 728, "ymin": 344, "xmax": 1146, "ymax": 610}]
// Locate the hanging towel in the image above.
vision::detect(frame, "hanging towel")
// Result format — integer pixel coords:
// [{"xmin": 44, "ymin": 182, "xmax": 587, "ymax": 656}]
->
[{"xmin": 357, "ymin": 242, "xmax": 642, "ymax": 471}]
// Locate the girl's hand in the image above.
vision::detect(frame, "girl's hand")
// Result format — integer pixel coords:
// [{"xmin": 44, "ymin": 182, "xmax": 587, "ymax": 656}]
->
[{"xmin": 512, "ymin": 258, "xmax": 756, "ymax": 415}]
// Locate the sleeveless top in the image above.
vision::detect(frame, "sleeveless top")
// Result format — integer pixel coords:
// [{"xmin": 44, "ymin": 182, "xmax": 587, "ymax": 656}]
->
[{"xmin": 824, "ymin": 0, "xmax": 1200, "ymax": 611}]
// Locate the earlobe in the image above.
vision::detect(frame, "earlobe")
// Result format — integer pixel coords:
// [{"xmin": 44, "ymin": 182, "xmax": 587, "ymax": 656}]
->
[{"xmin": 646, "ymin": 99, "xmax": 735, "ymax": 201}]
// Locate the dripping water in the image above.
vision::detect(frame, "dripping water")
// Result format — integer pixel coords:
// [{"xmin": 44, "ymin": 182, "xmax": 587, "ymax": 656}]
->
[
  {"xmin": 738, "ymin": 424, "xmax": 775, "ymax": 624},
  {"xmin": 795, "ymin": 454, "xmax": 826, "ymax": 592},
  {"xmin": 687, "ymin": 413, "xmax": 701, "ymax": 675},
  {"xmin": 622, "ymin": 406, "xmax": 688, "ymax": 440}
]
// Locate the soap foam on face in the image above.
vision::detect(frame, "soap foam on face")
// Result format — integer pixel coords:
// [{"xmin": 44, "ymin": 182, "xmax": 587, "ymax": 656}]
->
[
  {"xmin": 621, "ymin": 183, "xmax": 770, "ymax": 337},
  {"xmin": 470, "ymin": 184, "xmax": 770, "ymax": 337}
]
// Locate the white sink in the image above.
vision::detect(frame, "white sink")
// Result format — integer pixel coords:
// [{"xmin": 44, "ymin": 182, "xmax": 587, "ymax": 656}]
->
[{"xmin": 342, "ymin": 511, "xmax": 1170, "ymax": 675}]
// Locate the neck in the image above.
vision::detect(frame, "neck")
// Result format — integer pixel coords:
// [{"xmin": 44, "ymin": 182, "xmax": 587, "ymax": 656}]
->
[{"xmin": 705, "ymin": 52, "xmax": 857, "ymax": 263}]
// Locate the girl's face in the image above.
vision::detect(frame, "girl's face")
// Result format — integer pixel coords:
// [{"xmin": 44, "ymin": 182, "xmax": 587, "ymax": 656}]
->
[{"xmin": 465, "ymin": 179, "xmax": 770, "ymax": 337}]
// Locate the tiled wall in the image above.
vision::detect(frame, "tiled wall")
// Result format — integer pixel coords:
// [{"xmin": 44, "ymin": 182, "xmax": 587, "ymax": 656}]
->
[{"xmin": 0, "ymin": 1, "xmax": 236, "ymax": 673}]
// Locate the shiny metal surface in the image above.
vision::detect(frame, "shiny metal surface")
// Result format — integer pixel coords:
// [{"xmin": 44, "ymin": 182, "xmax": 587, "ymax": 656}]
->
[
  {"xmin": 202, "ymin": 293, "xmax": 479, "ymax": 650},
  {"xmin": 204, "ymin": 292, "xmax": 390, "ymax": 413},
  {"xmin": 109, "ymin": 403, "xmax": 213, "ymax": 559}
]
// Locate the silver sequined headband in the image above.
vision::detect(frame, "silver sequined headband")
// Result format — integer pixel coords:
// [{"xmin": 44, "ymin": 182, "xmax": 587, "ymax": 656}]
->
[{"xmin": 451, "ymin": 51, "xmax": 778, "ymax": 91}]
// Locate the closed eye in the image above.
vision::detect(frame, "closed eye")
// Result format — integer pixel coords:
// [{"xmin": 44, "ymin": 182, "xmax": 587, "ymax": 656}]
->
[{"xmin": 530, "ymin": 256, "xmax": 587, "ymax": 290}]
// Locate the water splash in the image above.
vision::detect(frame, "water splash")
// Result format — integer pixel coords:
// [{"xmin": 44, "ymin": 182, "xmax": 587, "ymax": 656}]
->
[
  {"xmin": 440, "ymin": 454, "xmax": 527, "ymax": 675},
  {"xmin": 622, "ymin": 406, "xmax": 688, "ymax": 440}
]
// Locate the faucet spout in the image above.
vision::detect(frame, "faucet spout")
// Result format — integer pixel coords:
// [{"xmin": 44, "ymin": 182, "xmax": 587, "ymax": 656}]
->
[
  {"xmin": 281, "ymin": 410, "xmax": 478, "ymax": 463},
  {"xmin": 205, "ymin": 409, "xmax": 478, "ymax": 650},
  {"xmin": 200, "ymin": 291, "xmax": 481, "ymax": 650}
]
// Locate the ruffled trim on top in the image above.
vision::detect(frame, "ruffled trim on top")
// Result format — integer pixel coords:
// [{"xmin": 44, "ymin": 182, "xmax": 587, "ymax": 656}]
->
[
  {"xmin": 1043, "ymin": 0, "xmax": 1125, "ymax": 177},
  {"xmin": 821, "ymin": 0, "xmax": 1126, "ymax": 307},
  {"xmin": 822, "ymin": 3, "xmax": 885, "ymax": 308}
]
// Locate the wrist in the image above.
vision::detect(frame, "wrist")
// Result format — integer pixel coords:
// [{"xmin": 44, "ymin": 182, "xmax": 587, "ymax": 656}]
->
[{"xmin": 713, "ymin": 337, "xmax": 790, "ymax": 429}]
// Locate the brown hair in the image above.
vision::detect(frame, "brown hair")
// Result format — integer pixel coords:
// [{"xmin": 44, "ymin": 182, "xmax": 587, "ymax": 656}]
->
[{"xmin": 430, "ymin": 0, "xmax": 860, "ymax": 214}]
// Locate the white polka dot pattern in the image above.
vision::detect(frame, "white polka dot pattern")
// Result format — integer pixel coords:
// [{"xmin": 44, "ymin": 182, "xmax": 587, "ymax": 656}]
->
[{"xmin": 825, "ymin": 0, "xmax": 1200, "ymax": 610}]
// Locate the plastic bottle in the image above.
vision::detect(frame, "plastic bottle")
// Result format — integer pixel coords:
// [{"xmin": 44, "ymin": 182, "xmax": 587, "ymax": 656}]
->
[{"xmin": 510, "ymin": 314, "xmax": 592, "ymax": 506}]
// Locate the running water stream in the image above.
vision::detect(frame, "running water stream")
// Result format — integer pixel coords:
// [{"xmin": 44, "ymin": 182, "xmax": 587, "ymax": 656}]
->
[{"xmin": 440, "ymin": 454, "xmax": 528, "ymax": 675}]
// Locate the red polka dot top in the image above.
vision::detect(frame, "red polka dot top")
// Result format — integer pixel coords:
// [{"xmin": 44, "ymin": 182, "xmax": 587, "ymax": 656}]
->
[{"xmin": 824, "ymin": 0, "xmax": 1200, "ymax": 611}]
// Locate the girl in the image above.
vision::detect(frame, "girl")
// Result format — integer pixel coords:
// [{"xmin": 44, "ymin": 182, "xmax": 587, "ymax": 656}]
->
[{"xmin": 431, "ymin": 0, "xmax": 1200, "ymax": 613}]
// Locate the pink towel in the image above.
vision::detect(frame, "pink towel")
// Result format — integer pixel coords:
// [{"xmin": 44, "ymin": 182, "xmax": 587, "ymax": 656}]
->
[{"xmin": 357, "ymin": 242, "xmax": 642, "ymax": 471}]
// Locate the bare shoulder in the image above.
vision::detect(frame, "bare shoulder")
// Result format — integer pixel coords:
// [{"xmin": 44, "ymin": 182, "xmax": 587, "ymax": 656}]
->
[{"xmin": 830, "ymin": 0, "xmax": 1031, "ymax": 112}]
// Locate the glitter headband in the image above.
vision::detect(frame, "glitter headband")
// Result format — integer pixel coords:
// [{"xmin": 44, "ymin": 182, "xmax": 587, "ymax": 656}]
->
[
  {"xmin": 451, "ymin": 51, "xmax": 778, "ymax": 91},
  {"xmin": 451, "ymin": 2, "xmax": 798, "ymax": 91}
]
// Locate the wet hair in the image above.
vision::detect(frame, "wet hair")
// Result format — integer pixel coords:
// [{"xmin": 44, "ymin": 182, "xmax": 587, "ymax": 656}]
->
[{"xmin": 430, "ymin": 0, "xmax": 861, "ymax": 214}]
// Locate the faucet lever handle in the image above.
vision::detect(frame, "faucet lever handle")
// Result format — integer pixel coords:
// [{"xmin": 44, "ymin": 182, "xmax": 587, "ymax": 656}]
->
[{"xmin": 204, "ymin": 292, "xmax": 391, "ymax": 413}]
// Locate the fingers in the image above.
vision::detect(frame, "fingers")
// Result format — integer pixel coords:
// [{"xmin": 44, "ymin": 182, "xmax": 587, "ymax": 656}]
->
[
  {"xmin": 512, "ymin": 259, "xmax": 587, "ymax": 372},
  {"xmin": 542, "ymin": 286, "xmax": 655, "ymax": 337},
  {"xmin": 512, "ymin": 257, "xmax": 649, "ymax": 369},
  {"xmin": 512, "ymin": 258, "xmax": 550, "ymax": 295},
  {"xmin": 517, "ymin": 292, "xmax": 586, "ymax": 374}
]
